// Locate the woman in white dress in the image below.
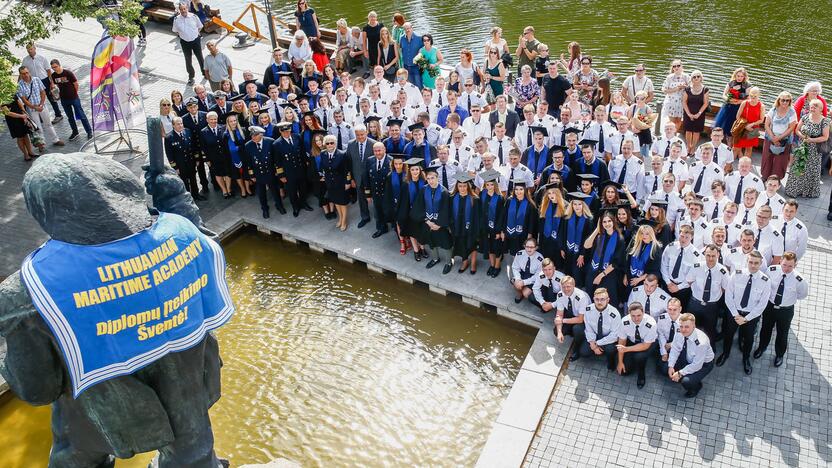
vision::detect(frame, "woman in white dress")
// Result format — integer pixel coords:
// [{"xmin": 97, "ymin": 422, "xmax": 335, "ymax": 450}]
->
[{"xmin": 661, "ymin": 59, "xmax": 690, "ymax": 132}]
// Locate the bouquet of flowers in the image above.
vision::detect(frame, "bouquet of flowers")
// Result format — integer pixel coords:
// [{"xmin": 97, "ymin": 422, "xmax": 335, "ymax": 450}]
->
[
  {"xmin": 790, "ymin": 141, "xmax": 809, "ymax": 178},
  {"xmin": 630, "ymin": 109, "xmax": 657, "ymax": 131},
  {"xmin": 413, "ymin": 53, "xmax": 440, "ymax": 78},
  {"xmin": 725, "ymin": 88, "xmax": 741, "ymax": 104}
]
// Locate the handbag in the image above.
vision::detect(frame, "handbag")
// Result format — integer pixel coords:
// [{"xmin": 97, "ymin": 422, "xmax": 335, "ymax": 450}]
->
[{"xmin": 730, "ymin": 117, "xmax": 748, "ymax": 139}]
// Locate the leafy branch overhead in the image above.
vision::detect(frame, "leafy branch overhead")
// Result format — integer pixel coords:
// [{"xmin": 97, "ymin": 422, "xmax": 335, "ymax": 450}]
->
[{"xmin": 0, "ymin": 0, "xmax": 143, "ymax": 103}]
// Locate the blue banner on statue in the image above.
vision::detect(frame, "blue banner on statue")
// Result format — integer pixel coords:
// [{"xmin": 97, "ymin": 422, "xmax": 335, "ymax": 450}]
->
[{"xmin": 20, "ymin": 213, "xmax": 234, "ymax": 397}]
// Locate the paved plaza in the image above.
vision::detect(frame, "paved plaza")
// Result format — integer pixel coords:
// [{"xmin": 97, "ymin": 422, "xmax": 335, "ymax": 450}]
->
[{"xmin": 0, "ymin": 11, "xmax": 831, "ymax": 467}]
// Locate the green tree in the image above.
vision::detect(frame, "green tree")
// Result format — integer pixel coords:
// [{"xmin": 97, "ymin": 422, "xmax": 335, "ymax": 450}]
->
[{"xmin": 0, "ymin": 0, "xmax": 143, "ymax": 103}]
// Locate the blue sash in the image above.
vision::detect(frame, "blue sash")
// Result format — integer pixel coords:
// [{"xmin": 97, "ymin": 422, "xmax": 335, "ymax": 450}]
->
[
  {"xmin": 314, "ymin": 154, "xmax": 323, "ymax": 173},
  {"xmin": 391, "ymin": 171, "xmax": 402, "ymax": 203},
  {"xmin": 20, "ymin": 213, "xmax": 234, "ymax": 397},
  {"xmin": 408, "ymin": 179, "xmax": 425, "ymax": 205},
  {"xmin": 452, "ymin": 194, "xmax": 472, "ymax": 234},
  {"xmin": 506, "ymin": 198, "xmax": 528, "ymax": 237},
  {"xmin": 629, "ymin": 243, "xmax": 653, "ymax": 277},
  {"xmin": 528, "ymin": 146, "xmax": 548, "ymax": 177},
  {"xmin": 591, "ymin": 231, "xmax": 619, "ymax": 271},
  {"xmin": 485, "ymin": 192, "xmax": 501, "ymax": 230},
  {"xmin": 227, "ymin": 130, "xmax": 244, "ymax": 168},
  {"xmin": 566, "ymin": 216, "xmax": 586, "ymax": 253},
  {"xmin": 424, "ymin": 186, "xmax": 443, "ymax": 221},
  {"xmin": 543, "ymin": 204, "xmax": 561, "ymax": 239}
]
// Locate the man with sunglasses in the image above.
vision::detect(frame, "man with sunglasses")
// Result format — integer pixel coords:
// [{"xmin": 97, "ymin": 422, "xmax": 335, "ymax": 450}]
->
[
  {"xmin": 459, "ymin": 78, "xmax": 486, "ymax": 116},
  {"xmin": 621, "ymin": 64, "xmax": 655, "ymax": 105}
]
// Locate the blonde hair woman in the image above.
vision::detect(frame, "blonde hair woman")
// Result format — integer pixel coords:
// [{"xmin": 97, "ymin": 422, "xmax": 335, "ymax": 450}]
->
[
  {"xmin": 682, "ymin": 69, "xmax": 710, "ymax": 152},
  {"xmin": 485, "ymin": 26, "xmax": 509, "ymax": 57},
  {"xmin": 377, "ymin": 26, "xmax": 399, "ymax": 81},
  {"xmin": 661, "ymin": 59, "xmax": 690, "ymax": 132},
  {"xmin": 761, "ymin": 91, "xmax": 797, "ymax": 180},
  {"xmin": 733, "ymin": 86, "xmax": 765, "ymax": 158},
  {"xmin": 626, "ymin": 224, "xmax": 662, "ymax": 289},
  {"xmin": 158, "ymin": 98, "xmax": 175, "ymax": 137},
  {"xmin": 538, "ymin": 184, "xmax": 566, "ymax": 268}
]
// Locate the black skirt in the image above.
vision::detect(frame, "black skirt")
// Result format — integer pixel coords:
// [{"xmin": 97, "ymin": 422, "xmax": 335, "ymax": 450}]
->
[{"xmin": 479, "ymin": 231, "xmax": 504, "ymax": 256}]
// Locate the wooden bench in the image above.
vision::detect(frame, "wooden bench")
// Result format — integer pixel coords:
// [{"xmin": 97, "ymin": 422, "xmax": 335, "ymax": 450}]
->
[{"xmin": 144, "ymin": 0, "xmax": 222, "ymax": 34}]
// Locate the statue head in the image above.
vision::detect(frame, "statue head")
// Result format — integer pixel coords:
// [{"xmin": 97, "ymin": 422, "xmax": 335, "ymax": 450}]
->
[{"xmin": 23, "ymin": 153, "xmax": 152, "ymax": 245}]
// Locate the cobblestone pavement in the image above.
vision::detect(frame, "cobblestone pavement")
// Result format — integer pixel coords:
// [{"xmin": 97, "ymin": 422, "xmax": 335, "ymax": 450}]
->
[{"xmin": 525, "ymin": 247, "xmax": 831, "ymax": 468}]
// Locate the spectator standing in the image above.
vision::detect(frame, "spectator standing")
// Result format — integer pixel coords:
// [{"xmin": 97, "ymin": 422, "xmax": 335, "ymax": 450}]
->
[
  {"xmin": 172, "ymin": 2, "xmax": 205, "ymax": 85},
  {"xmin": 294, "ymin": 0, "xmax": 320, "ymax": 39},
  {"xmin": 203, "ymin": 40, "xmax": 233, "ymax": 92},
  {"xmin": 515, "ymin": 26, "xmax": 539, "ymax": 77},
  {"xmin": 288, "ymin": 30, "xmax": 313, "ymax": 78},
  {"xmin": 390, "ymin": 13, "xmax": 407, "ymax": 68},
  {"xmin": 2, "ymin": 95, "xmax": 38, "ymax": 161},
  {"xmin": 399, "ymin": 22, "xmax": 422, "ymax": 88},
  {"xmin": 49, "ymin": 59, "xmax": 92, "ymax": 140},
  {"xmin": 21, "ymin": 44, "xmax": 62, "ymax": 123},
  {"xmin": 16, "ymin": 66, "xmax": 64, "ymax": 148}
]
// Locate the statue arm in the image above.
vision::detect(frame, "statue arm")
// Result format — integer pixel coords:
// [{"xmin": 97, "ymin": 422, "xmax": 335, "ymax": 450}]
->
[{"xmin": 0, "ymin": 272, "xmax": 65, "ymax": 405}]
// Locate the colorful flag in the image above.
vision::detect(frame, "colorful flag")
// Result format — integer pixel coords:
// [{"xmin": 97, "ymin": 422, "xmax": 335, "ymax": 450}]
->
[{"xmin": 90, "ymin": 35, "xmax": 145, "ymax": 132}]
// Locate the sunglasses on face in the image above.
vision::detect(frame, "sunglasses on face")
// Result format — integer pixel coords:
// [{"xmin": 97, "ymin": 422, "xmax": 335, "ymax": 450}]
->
[{"xmin": 672, "ymin": 64, "xmax": 681, "ymax": 69}]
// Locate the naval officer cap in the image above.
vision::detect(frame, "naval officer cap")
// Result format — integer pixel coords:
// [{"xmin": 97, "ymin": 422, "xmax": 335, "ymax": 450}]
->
[{"xmin": 249, "ymin": 126, "xmax": 266, "ymax": 135}]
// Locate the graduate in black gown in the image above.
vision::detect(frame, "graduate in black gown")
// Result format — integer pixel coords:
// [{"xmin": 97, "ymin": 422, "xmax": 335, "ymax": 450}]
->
[
  {"xmin": 398, "ymin": 158, "xmax": 428, "ymax": 261},
  {"xmin": 382, "ymin": 154, "xmax": 409, "ymax": 254},
  {"xmin": 575, "ymin": 173, "xmax": 601, "ymax": 214},
  {"xmin": 569, "ymin": 141, "xmax": 610, "ymax": 190},
  {"xmin": 625, "ymin": 224, "xmax": 664, "ymax": 299},
  {"xmin": 642, "ymin": 199, "xmax": 674, "ymax": 245},
  {"xmin": 413, "ymin": 166, "xmax": 454, "ymax": 274},
  {"xmin": 616, "ymin": 205, "xmax": 637, "ymax": 246},
  {"xmin": 534, "ymin": 171, "xmax": 563, "ymax": 206},
  {"xmin": 478, "ymin": 169, "xmax": 506, "ymax": 278},
  {"xmin": 537, "ymin": 183, "xmax": 566, "ymax": 270},
  {"xmin": 583, "ymin": 210, "xmax": 628, "ymax": 307},
  {"xmin": 560, "ymin": 192, "xmax": 594, "ymax": 288},
  {"xmin": 305, "ymin": 130, "xmax": 331, "ymax": 216},
  {"xmin": 449, "ymin": 173, "xmax": 481, "ymax": 274},
  {"xmin": 503, "ymin": 181, "xmax": 538, "ymax": 256}
]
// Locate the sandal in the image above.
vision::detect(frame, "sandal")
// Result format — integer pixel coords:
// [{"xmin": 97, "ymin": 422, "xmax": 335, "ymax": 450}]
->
[{"xmin": 413, "ymin": 250, "xmax": 422, "ymax": 262}]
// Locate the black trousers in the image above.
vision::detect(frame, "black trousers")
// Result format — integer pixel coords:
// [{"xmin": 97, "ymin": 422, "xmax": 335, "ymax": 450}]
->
[
  {"xmin": 687, "ymin": 298, "xmax": 721, "ymax": 344},
  {"xmin": 179, "ymin": 168, "xmax": 199, "ymax": 198},
  {"xmin": 528, "ymin": 284, "xmax": 557, "ymax": 308},
  {"xmin": 180, "ymin": 37, "xmax": 205, "ymax": 79},
  {"xmin": 659, "ymin": 356, "xmax": 714, "ymax": 393},
  {"xmin": 255, "ymin": 180, "xmax": 281, "ymax": 211},
  {"xmin": 758, "ymin": 303, "xmax": 794, "ymax": 357},
  {"xmin": 669, "ymin": 287, "xmax": 692, "ymax": 311},
  {"xmin": 622, "ymin": 341, "xmax": 656, "ymax": 378},
  {"xmin": 284, "ymin": 175, "xmax": 307, "ymax": 211},
  {"xmin": 372, "ymin": 195, "xmax": 387, "ymax": 231},
  {"xmin": 720, "ymin": 312, "xmax": 759, "ymax": 358},
  {"xmin": 357, "ymin": 188, "xmax": 371, "ymax": 222},
  {"xmin": 579, "ymin": 341, "xmax": 617, "ymax": 369},
  {"xmin": 40, "ymin": 77, "xmax": 62, "ymax": 117}
]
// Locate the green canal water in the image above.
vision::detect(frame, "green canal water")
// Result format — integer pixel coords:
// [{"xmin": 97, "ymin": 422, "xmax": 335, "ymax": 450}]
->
[
  {"xmin": 0, "ymin": 231, "xmax": 534, "ymax": 467},
  {"xmin": 265, "ymin": 0, "xmax": 830, "ymax": 99}
]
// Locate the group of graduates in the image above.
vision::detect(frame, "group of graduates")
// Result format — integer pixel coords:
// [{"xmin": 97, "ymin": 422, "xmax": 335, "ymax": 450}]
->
[{"xmin": 160, "ymin": 59, "xmax": 814, "ymax": 398}]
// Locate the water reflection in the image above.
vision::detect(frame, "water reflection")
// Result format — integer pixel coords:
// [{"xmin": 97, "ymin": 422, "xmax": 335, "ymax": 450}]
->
[{"xmin": 210, "ymin": 231, "xmax": 534, "ymax": 466}]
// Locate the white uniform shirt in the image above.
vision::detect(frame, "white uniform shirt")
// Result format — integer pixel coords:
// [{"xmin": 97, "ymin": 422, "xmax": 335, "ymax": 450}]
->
[
  {"xmin": 439, "ymin": 127, "xmax": 469, "ymax": 147},
  {"xmin": 532, "ymin": 271, "xmax": 565, "ymax": 305},
  {"xmin": 475, "ymin": 169, "xmax": 508, "ymax": 192},
  {"xmin": 605, "ymin": 130, "xmax": 638, "ymax": 159},
  {"xmin": 656, "ymin": 313, "xmax": 681, "ymax": 357},
  {"xmin": 686, "ymin": 262, "xmax": 731, "ymax": 303},
  {"xmin": 367, "ymin": 98, "xmax": 390, "ymax": 119},
  {"xmin": 675, "ymin": 215, "xmax": 710, "ymax": 249},
  {"xmin": 751, "ymin": 223, "xmax": 784, "ymax": 263},
  {"xmin": 627, "ymin": 286, "xmax": 671, "ymax": 319},
  {"xmin": 429, "ymin": 159, "xmax": 461, "ymax": 190},
  {"xmin": 409, "ymin": 101, "xmax": 441, "ymax": 123},
  {"xmin": 608, "ymin": 155, "xmax": 644, "ymax": 193},
  {"xmin": 736, "ymin": 204, "xmax": 758, "ymax": 226},
  {"xmin": 765, "ymin": 265, "xmax": 808, "ymax": 307},
  {"xmin": 651, "ymin": 135, "xmax": 688, "ymax": 158},
  {"xmin": 583, "ymin": 305, "xmax": 623, "ymax": 345},
  {"xmin": 662, "ymin": 157, "xmax": 690, "ymax": 190},
  {"xmin": 514, "ymin": 120, "xmax": 538, "ymax": 151},
  {"xmin": 387, "ymin": 82, "xmax": 421, "ymax": 104},
  {"xmin": 448, "ymin": 141, "xmax": 474, "ymax": 167},
  {"xmin": 725, "ymin": 172, "xmax": 765, "ymax": 204},
  {"xmin": 333, "ymin": 101, "xmax": 357, "ymax": 123},
  {"xmin": 702, "ymin": 196, "xmax": 729, "ymax": 221},
  {"xmin": 724, "ymin": 247, "xmax": 768, "ymax": 273},
  {"xmin": 617, "ymin": 314, "xmax": 658, "ymax": 343},
  {"xmin": 724, "ymin": 269, "xmax": 771, "ymax": 320},
  {"xmin": 771, "ymin": 216, "xmax": 808, "ymax": 259},
  {"xmin": 554, "ymin": 289, "xmax": 591, "ymax": 317},
  {"xmin": 646, "ymin": 189, "xmax": 684, "ymax": 227},
  {"xmin": 499, "ymin": 163, "xmax": 535, "ymax": 188},
  {"xmin": 703, "ymin": 219, "xmax": 744, "ymax": 246},
  {"xmin": 533, "ymin": 114, "xmax": 560, "ymax": 145},
  {"xmin": 511, "ymin": 250, "xmax": 544, "ymax": 284},
  {"xmin": 755, "ymin": 192, "xmax": 786, "ymax": 217},
  {"xmin": 329, "ymin": 122, "xmax": 355, "ymax": 152},
  {"xmin": 686, "ymin": 161, "xmax": 724, "ymax": 197},
  {"xmin": 583, "ymin": 121, "xmax": 616, "ymax": 159},
  {"xmin": 695, "ymin": 142, "xmax": 734, "ymax": 167},
  {"xmin": 425, "ymin": 122, "xmax": 444, "ymax": 147},
  {"xmin": 488, "ymin": 137, "xmax": 514, "ymax": 166},
  {"xmin": 462, "ymin": 116, "xmax": 492, "ymax": 142},
  {"xmin": 668, "ymin": 328, "xmax": 714, "ymax": 375},
  {"xmin": 459, "ymin": 91, "xmax": 486, "ymax": 113}
]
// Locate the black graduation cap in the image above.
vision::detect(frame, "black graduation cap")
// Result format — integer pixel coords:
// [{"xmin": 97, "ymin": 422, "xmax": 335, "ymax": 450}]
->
[
  {"xmin": 566, "ymin": 191, "xmax": 591, "ymax": 200},
  {"xmin": 647, "ymin": 198, "xmax": 669, "ymax": 209},
  {"xmin": 279, "ymin": 102, "xmax": 296, "ymax": 109},
  {"xmin": 530, "ymin": 126, "xmax": 548, "ymax": 137},
  {"xmin": 256, "ymin": 109, "xmax": 272, "ymax": 116},
  {"xmin": 424, "ymin": 165, "xmax": 439, "ymax": 174},
  {"xmin": 408, "ymin": 122, "xmax": 425, "ymax": 132},
  {"xmin": 230, "ymin": 94, "xmax": 246, "ymax": 102},
  {"xmin": 637, "ymin": 218, "xmax": 659, "ymax": 227},
  {"xmin": 599, "ymin": 180, "xmax": 623, "ymax": 191},
  {"xmin": 549, "ymin": 145, "xmax": 567, "ymax": 154},
  {"xmin": 543, "ymin": 182, "xmax": 561, "ymax": 191},
  {"xmin": 386, "ymin": 118, "xmax": 404, "ymax": 128},
  {"xmin": 579, "ymin": 138, "xmax": 598, "ymax": 147},
  {"xmin": 455, "ymin": 172, "xmax": 474, "ymax": 183},
  {"xmin": 576, "ymin": 173, "xmax": 599, "ymax": 181},
  {"xmin": 563, "ymin": 127, "xmax": 582, "ymax": 135},
  {"xmin": 599, "ymin": 205, "xmax": 622, "ymax": 215},
  {"xmin": 509, "ymin": 178, "xmax": 527, "ymax": 187},
  {"xmin": 364, "ymin": 115, "xmax": 382, "ymax": 124},
  {"xmin": 390, "ymin": 153, "xmax": 406, "ymax": 160},
  {"xmin": 479, "ymin": 168, "xmax": 501, "ymax": 183},
  {"xmin": 306, "ymin": 75, "xmax": 319, "ymax": 83},
  {"xmin": 302, "ymin": 111, "xmax": 317, "ymax": 118},
  {"xmin": 404, "ymin": 157, "xmax": 424, "ymax": 166},
  {"xmin": 310, "ymin": 129, "xmax": 328, "ymax": 137},
  {"xmin": 277, "ymin": 71, "xmax": 294, "ymax": 77},
  {"xmin": 296, "ymin": 95, "xmax": 309, "ymax": 103}
]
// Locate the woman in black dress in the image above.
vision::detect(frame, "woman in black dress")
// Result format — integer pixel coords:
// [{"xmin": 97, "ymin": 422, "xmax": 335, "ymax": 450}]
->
[
  {"xmin": 449, "ymin": 173, "xmax": 481, "ymax": 274},
  {"xmin": 362, "ymin": 12, "xmax": 384, "ymax": 73},
  {"xmin": 559, "ymin": 192, "xmax": 594, "ymax": 288},
  {"xmin": 537, "ymin": 183, "xmax": 565, "ymax": 269},
  {"xmin": 398, "ymin": 158, "xmax": 427, "ymax": 260},
  {"xmin": 321, "ymin": 135, "xmax": 352, "ymax": 230},
  {"xmin": 479, "ymin": 171, "xmax": 506, "ymax": 278},
  {"xmin": 624, "ymin": 224, "xmax": 663, "ymax": 298},
  {"xmin": 503, "ymin": 182, "xmax": 537, "ymax": 256},
  {"xmin": 2, "ymin": 97, "xmax": 36, "ymax": 161},
  {"xmin": 583, "ymin": 211, "xmax": 627, "ymax": 307},
  {"xmin": 377, "ymin": 26, "xmax": 399, "ymax": 82},
  {"xmin": 643, "ymin": 199, "xmax": 674, "ymax": 245},
  {"xmin": 383, "ymin": 155, "xmax": 408, "ymax": 254},
  {"xmin": 222, "ymin": 115, "xmax": 253, "ymax": 198},
  {"xmin": 413, "ymin": 167, "xmax": 454, "ymax": 273},
  {"xmin": 306, "ymin": 130, "xmax": 331, "ymax": 217}
]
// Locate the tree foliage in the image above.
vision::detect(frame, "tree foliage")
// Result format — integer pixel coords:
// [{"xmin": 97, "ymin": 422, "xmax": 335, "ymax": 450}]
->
[{"xmin": 0, "ymin": 0, "xmax": 143, "ymax": 102}]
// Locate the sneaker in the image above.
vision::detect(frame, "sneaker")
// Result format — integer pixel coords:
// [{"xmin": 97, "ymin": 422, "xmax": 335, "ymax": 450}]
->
[
  {"xmin": 187, "ymin": 78, "xmax": 195, "ymax": 86},
  {"xmin": 69, "ymin": 132, "xmax": 80, "ymax": 141},
  {"xmin": 52, "ymin": 115, "xmax": 63, "ymax": 124},
  {"xmin": 53, "ymin": 140, "xmax": 65, "ymax": 147},
  {"xmin": 138, "ymin": 38, "xmax": 147, "ymax": 47}
]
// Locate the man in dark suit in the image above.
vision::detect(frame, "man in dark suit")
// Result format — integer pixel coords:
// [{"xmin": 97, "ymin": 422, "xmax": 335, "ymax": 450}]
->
[
  {"xmin": 364, "ymin": 142, "xmax": 392, "ymax": 238},
  {"xmin": 181, "ymin": 97, "xmax": 211, "ymax": 193},
  {"xmin": 194, "ymin": 84, "xmax": 215, "ymax": 113},
  {"xmin": 245, "ymin": 126, "xmax": 285, "ymax": 218},
  {"xmin": 274, "ymin": 122, "xmax": 314, "ymax": 217},
  {"xmin": 164, "ymin": 117, "xmax": 204, "ymax": 200},
  {"xmin": 489, "ymin": 94, "xmax": 521, "ymax": 138},
  {"xmin": 209, "ymin": 91, "xmax": 233, "ymax": 124},
  {"xmin": 237, "ymin": 70, "xmax": 267, "ymax": 95},
  {"xmin": 198, "ymin": 111, "xmax": 225, "ymax": 196},
  {"xmin": 346, "ymin": 124, "xmax": 377, "ymax": 228}
]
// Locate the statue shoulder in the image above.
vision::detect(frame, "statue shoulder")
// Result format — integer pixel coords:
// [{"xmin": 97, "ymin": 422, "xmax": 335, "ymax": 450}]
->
[{"xmin": 0, "ymin": 271, "xmax": 39, "ymax": 328}]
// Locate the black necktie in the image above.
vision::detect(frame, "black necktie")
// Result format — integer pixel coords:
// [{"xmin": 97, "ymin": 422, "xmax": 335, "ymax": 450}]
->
[
  {"xmin": 597, "ymin": 127, "xmax": 605, "ymax": 153},
  {"xmin": 669, "ymin": 161, "xmax": 675, "ymax": 174},
  {"xmin": 734, "ymin": 175, "xmax": 744, "ymax": 204},
  {"xmin": 377, "ymin": 160, "xmax": 382, "ymax": 172},
  {"xmin": 446, "ymin": 133, "xmax": 453, "ymax": 145},
  {"xmin": 652, "ymin": 175, "xmax": 658, "ymax": 193},
  {"xmin": 665, "ymin": 193, "xmax": 669, "ymax": 202},
  {"xmin": 498, "ymin": 140, "xmax": 504, "ymax": 163},
  {"xmin": 567, "ymin": 297, "xmax": 573, "ymax": 317},
  {"xmin": 322, "ymin": 112, "xmax": 328, "ymax": 129},
  {"xmin": 754, "ymin": 229, "xmax": 761, "ymax": 249},
  {"xmin": 712, "ymin": 203, "xmax": 719, "ymax": 220},
  {"xmin": 257, "ymin": 143, "xmax": 262, "ymax": 152},
  {"xmin": 337, "ymin": 127, "xmax": 343, "ymax": 149},
  {"xmin": 288, "ymin": 137, "xmax": 293, "ymax": 146},
  {"xmin": 693, "ymin": 167, "xmax": 705, "ymax": 193},
  {"xmin": 765, "ymin": 197, "xmax": 771, "ymax": 206},
  {"xmin": 467, "ymin": 96, "xmax": 471, "ymax": 113},
  {"xmin": 781, "ymin": 222, "xmax": 787, "ymax": 251},
  {"xmin": 774, "ymin": 275, "xmax": 785, "ymax": 305},
  {"xmin": 645, "ymin": 295, "xmax": 651, "ymax": 316},
  {"xmin": 740, "ymin": 274, "xmax": 753, "ymax": 309},
  {"xmin": 619, "ymin": 136, "xmax": 624, "ymax": 154},
  {"xmin": 681, "ymin": 336, "xmax": 688, "ymax": 359},
  {"xmin": 597, "ymin": 311, "xmax": 604, "ymax": 337},
  {"xmin": 664, "ymin": 141, "xmax": 670, "ymax": 157},
  {"xmin": 548, "ymin": 278, "xmax": 553, "ymax": 291},
  {"xmin": 526, "ymin": 125, "xmax": 532, "ymax": 147},
  {"xmin": 212, "ymin": 127, "xmax": 217, "ymax": 136},
  {"xmin": 617, "ymin": 159, "xmax": 627, "ymax": 184},
  {"xmin": 672, "ymin": 246, "xmax": 684, "ymax": 278},
  {"xmin": 359, "ymin": 142, "xmax": 365, "ymax": 157},
  {"xmin": 668, "ymin": 321, "xmax": 676, "ymax": 344},
  {"xmin": 703, "ymin": 269, "xmax": 712, "ymax": 302},
  {"xmin": 742, "ymin": 209, "xmax": 750, "ymax": 225},
  {"xmin": 455, "ymin": 147, "xmax": 460, "ymax": 163},
  {"xmin": 438, "ymin": 93, "xmax": 443, "ymax": 107},
  {"xmin": 634, "ymin": 324, "xmax": 642, "ymax": 343},
  {"xmin": 373, "ymin": 101, "xmax": 378, "ymax": 113},
  {"xmin": 524, "ymin": 256, "xmax": 531, "ymax": 275},
  {"xmin": 441, "ymin": 163, "xmax": 449, "ymax": 189}
]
